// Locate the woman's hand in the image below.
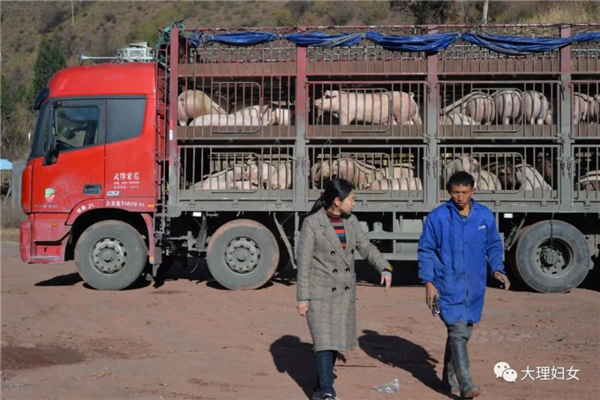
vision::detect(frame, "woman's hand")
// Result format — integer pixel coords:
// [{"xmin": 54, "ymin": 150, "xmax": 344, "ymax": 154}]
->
[
  {"xmin": 297, "ymin": 301, "xmax": 309, "ymax": 317},
  {"xmin": 380, "ymin": 274, "xmax": 392, "ymax": 292}
]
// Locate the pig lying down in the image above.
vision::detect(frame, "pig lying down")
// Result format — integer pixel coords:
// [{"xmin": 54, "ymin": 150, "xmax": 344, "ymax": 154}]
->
[
  {"xmin": 190, "ymin": 114, "xmax": 262, "ymax": 127},
  {"xmin": 316, "ymin": 157, "xmax": 418, "ymax": 190},
  {"xmin": 232, "ymin": 105, "xmax": 295, "ymax": 126},
  {"xmin": 195, "ymin": 160, "xmax": 293, "ymax": 191},
  {"xmin": 367, "ymin": 178, "xmax": 423, "ymax": 191}
]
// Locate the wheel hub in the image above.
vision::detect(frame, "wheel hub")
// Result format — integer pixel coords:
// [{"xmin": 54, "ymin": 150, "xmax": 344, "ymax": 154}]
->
[
  {"xmin": 535, "ymin": 243, "xmax": 568, "ymax": 276},
  {"xmin": 540, "ymin": 248, "xmax": 559, "ymax": 265},
  {"xmin": 92, "ymin": 238, "xmax": 127, "ymax": 274},
  {"xmin": 225, "ymin": 237, "xmax": 260, "ymax": 274}
]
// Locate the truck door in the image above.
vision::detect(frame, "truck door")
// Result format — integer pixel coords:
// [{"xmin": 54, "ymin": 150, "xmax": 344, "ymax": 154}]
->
[{"xmin": 31, "ymin": 99, "xmax": 106, "ymax": 214}]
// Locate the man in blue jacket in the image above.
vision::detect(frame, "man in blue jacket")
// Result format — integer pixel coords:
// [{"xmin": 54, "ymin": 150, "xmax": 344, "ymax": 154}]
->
[{"xmin": 418, "ymin": 171, "xmax": 510, "ymax": 399}]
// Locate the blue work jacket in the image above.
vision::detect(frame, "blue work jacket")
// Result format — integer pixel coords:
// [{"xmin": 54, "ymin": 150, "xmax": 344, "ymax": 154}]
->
[{"xmin": 418, "ymin": 199, "xmax": 505, "ymax": 325}]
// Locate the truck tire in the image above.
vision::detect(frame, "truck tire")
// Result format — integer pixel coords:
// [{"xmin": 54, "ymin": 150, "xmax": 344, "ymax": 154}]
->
[
  {"xmin": 206, "ymin": 219, "xmax": 279, "ymax": 290},
  {"xmin": 513, "ymin": 220, "xmax": 590, "ymax": 293},
  {"xmin": 75, "ymin": 220, "xmax": 147, "ymax": 290}
]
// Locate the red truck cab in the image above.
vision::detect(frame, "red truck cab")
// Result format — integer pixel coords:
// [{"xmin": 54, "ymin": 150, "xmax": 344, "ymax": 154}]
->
[{"xmin": 20, "ymin": 62, "xmax": 158, "ymax": 289}]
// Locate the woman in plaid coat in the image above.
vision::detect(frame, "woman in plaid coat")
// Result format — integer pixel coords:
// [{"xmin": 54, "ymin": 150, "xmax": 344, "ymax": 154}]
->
[{"xmin": 296, "ymin": 179, "xmax": 392, "ymax": 400}]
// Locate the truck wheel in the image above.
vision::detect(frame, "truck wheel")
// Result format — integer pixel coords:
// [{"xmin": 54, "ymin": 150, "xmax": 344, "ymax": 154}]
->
[
  {"xmin": 75, "ymin": 220, "xmax": 147, "ymax": 290},
  {"xmin": 513, "ymin": 220, "xmax": 590, "ymax": 293},
  {"xmin": 206, "ymin": 219, "xmax": 279, "ymax": 290}
]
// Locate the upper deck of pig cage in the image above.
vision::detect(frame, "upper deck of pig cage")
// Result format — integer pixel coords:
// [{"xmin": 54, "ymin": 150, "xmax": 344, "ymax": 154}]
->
[
  {"xmin": 436, "ymin": 80, "xmax": 563, "ymax": 140},
  {"xmin": 160, "ymin": 24, "xmax": 600, "ymax": 143},
  {"xmin": 570, "ymin": 24, "xmax": 600, "ymax": 75},
  {"xmin": 166, "ymin": 24, "xmax": 599, "ymax": 79}
]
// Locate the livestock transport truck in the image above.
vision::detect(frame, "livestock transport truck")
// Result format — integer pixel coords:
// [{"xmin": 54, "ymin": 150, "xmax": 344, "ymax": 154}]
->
[{"xmin": 20, "ymin": 24, "xmax": 600, "ymax": 293}]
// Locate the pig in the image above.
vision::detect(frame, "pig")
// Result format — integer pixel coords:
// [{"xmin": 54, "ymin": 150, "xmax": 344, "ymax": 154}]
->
[
  {"xmin": 573, "ymin": 92, "xmax": 590, "ymax": 124},
  {"xmin": 442, "ymin": 92, "xmax": 495, "ymax": 125},
  {"xmin": 262, "ymin": 108, "xmax": 295, "ymax": 126},
  {"xmin": 498, "ymin": 164, "xmax": 551, "ymax": 190},
  {"xmin": 376, "ymin": 163, "xmax": 415, "ymax": 179},
  {"xmin": 393, "ymin": 92, "xmax": 420, "ymax": 125},
  {"xmin": 245, "ymin": 160, "xmax": 278, "ymax": 188},
  {"xmin": 444, "ymin": 156, "xmax": 500, "ymax": 191},
  {"xmin": 588, "ymin": 95, "xmax": 600, "ymax": 123},
  {"xmin": 535, "ymin": 157, "xmax": 556, "ymax": 187},
  {"xmin": 496, "ymin": 164, "xmax": 518, "ymax": 190},
  {"xmin": 442, "ymin": 113, "xmax": 476, "ymax": 125},
  {"xmin": 313, "ymin": 90, "xmax": 418, "ymax": 126},
  {"xmin": 578, "ymin": 170, "xmax": 600, "ymax": 191},
  {"xmin": 311, "ymin": 160, "xmax": 332, "ymax": 188},
  {"xmin": 522, "ymin": 90, "xmax": 551, "ymax": 125},
  {"xmin": 492, "ymin": 89, "xmax": 522, "ymax": 125},
  {"xmin": 275, "ymin": 161, "xmax": 293, "ymax": 189},
  {"xmin": 195, "ymin": 169, "xmax": 235, "ymax": 191},
  {"xmin": 234, "ymin": 180, "xmax": 259, "ymax": 190},
  {"xmin": 515, "ymin": 164, "xmax": 552, "ymax": 190},
  {"xmin": 178, "ymin": 90, "xmax": 228, "ymax": 126},
  {"xmin": 331, "ymin": 158, "xmax": 383, "ymax": 189},
  {"xmin": 407, "ymin": 113, "xmax": 423, "ymax": 125},
  {"xmin": 368, "ymin": 178, "xmax": 423, "ymax": 191},
  {"xmin": 231, "ymin": 105, "xmax": 269, "ymax": 120},
  {"xmin": 464, "ymin": 92, "xmax": 496, "ymax": 125},
  {"xmin": 190, "ymin": 114, "xmax": 262, "ymax": 127}
]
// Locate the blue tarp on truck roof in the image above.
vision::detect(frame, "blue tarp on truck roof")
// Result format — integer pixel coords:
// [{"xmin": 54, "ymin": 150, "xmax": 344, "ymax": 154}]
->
[{"xmin": 174, "ymin": 29, "xmax": 600, "ymax": 55}]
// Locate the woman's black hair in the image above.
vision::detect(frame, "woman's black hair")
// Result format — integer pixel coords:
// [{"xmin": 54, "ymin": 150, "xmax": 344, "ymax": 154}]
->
[
  {"xmin": 309, "ymin": 179, "xmax": 355, "ymax": 215},
  {"xmin": 446, "ymin": 171, "xmax": 475, "ymax": 192}
]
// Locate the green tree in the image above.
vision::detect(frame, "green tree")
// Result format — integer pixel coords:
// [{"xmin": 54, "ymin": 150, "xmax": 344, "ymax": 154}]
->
[
  {"xmin": 275, "ymin": 9, "xmax": 296, "ymax": 26},
  {"xmin": 1, "ymin": 74, "xmax": 16, "ymax": 122},
  {"xmin": 29, "ymin": 38, "xmax": 66, "ymax": 109},
  {"xmin": 391, "ymin": 0, "xmax": 450, "ymax": 24},
  {"xmin": 286, "ymin": 1, "xmax": 314, "ymax": 20}
]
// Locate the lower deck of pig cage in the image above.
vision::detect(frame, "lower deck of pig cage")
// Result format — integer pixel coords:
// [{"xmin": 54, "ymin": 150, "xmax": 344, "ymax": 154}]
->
[
  {"xmin": 178, "ymin": 144, "xmax": 296, "ymax": 202},
  {"xmin": 436, "ymin": 144, "xmax": 564, "ymax": 204},
  {"xmin": 307, "ymin": 144, "xmax": 427, "ymax": 202}
]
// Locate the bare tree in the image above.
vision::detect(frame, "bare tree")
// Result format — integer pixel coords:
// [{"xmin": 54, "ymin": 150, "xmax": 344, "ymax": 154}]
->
[{"xmin": 482, "ymin": 0, "xmax": 489, "ymax": 24}]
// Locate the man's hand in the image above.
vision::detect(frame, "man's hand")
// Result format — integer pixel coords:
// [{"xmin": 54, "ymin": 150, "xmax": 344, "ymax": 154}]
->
[
  {"xmin": 297, "ymin": 301, "xmax": 309, "ymax": 317},
  {"xmin": 494, "ymin": 271, "xmax": 511, "ymax": 290},
  {"xmin": 380, "ymin": 274, "xmax": 392, "ymax": 292},
  {"xmin": 425, "ymin": 282, "xmax": 439, "ymax": 309}
]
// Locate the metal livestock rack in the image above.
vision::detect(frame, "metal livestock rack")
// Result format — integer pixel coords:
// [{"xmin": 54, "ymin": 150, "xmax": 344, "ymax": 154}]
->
[{"xmin": 153, "ymin": 23, "xmax": 600, "ymax": 292}]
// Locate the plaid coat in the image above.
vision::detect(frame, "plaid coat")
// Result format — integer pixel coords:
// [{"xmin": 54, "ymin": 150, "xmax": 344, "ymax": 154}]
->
[{"xmin": 296, "ymin": 208, "xmax": 389, "ymax": 352}]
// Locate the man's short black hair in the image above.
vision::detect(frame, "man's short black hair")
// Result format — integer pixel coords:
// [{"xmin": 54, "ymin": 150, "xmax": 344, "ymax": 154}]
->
[{"xmin": 446, "ymin": 171, "xmax": 475, "ymax": 192}]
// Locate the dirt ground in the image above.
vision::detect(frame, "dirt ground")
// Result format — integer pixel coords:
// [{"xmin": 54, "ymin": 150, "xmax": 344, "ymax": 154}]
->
[{"xmin": 1, "ymin": 237, "xmax": 599, "ymax": 400}]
